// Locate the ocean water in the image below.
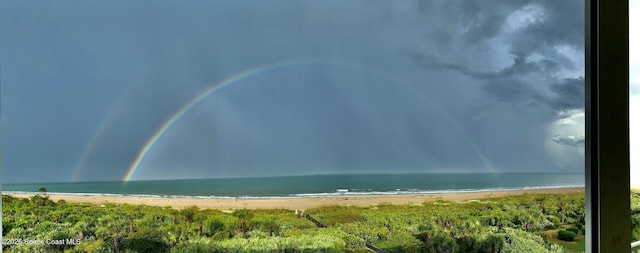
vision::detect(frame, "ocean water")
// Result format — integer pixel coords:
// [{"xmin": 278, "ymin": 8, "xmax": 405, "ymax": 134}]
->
[{"xmin": 2, "ymin": 173, "xmax": 584, "ymax": 198}]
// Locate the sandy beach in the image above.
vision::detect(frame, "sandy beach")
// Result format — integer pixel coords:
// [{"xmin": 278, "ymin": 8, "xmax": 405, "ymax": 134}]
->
[{"xmin": 6, "ymin": 187, "xmax": 584, "ymax": 210}]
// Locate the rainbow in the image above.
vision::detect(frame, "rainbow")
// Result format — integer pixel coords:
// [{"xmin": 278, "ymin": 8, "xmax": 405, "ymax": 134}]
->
[
  {"xmin": 122, "ymin": 59, "xmax": 496, "ymax": 182},
  {"xmin": 71, "ymin": 82, "xmax": 140, "ymax": 181}
]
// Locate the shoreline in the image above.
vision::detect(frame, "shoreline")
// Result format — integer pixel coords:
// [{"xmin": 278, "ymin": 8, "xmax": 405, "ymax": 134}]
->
[{"xmin": 5, "ymin": 187, "xmax": 584, "ymax": 210}]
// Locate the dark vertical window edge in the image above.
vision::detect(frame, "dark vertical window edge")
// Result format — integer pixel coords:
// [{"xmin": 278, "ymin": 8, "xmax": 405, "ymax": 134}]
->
[
  {"xmin": 585, "ymin": 0, "xmax": 598, "ymax": 251},
  {"xmin": 588, "ymin": 0, "xmax": 631, "ymax": 252}
]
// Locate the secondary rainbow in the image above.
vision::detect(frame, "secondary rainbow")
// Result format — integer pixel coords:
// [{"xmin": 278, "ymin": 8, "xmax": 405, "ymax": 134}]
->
[
  {"xmin": 123, "ymin": 59, "xmax": 496, "ymax": 182},
  {"xmin": 71, "ymin": 82, "xmax": 141, "ymax": 181}
]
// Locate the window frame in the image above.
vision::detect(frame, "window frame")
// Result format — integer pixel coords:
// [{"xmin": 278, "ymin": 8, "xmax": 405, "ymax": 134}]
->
[
  {"xmin": 586, "ymin": 0, "xmax": 631, "ymax": 252},
  {"xmin": 0, "ymin": 0, "xmax": 632, "ymax": 251}
]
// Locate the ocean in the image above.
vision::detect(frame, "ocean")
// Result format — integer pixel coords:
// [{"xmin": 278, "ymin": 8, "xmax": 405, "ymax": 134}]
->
[{"xmin": 2, "ymin": 173, "xmax": 584, "ymax": 198}]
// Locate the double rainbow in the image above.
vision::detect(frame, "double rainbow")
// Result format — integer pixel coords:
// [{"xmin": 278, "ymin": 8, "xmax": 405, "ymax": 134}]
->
[{"xmin": 121, "ymin": 59, "xmax": 496, "ymax": 182}]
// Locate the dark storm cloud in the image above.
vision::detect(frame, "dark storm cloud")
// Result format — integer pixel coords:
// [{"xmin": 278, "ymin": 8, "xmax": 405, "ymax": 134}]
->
[
  {"xmin": 1, "ymin": 0, "xmax": 586, "ymax": 182},
  {"xmin": 548, "ymin": 78, "xmax": 585, "ymax": 110},
  {"xmin": 413, "ymin": 54, "xmax": 559, "ymax": 105},
  {"xmin": 408, "ymin": 0, "xmax": 584, "ymax": 112},
  {"xmin": 412, "ymin": 52, "xmax": 584, "ymax": 112},
  {"xmin": 406, "ymin": 0, "xmax": 585, "ymax": 173}
]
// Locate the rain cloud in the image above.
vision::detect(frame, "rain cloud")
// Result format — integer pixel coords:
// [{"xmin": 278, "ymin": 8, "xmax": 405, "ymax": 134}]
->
[{"xmin": 1, "ymin": 0, "xmax": 585, "ymax": 182}]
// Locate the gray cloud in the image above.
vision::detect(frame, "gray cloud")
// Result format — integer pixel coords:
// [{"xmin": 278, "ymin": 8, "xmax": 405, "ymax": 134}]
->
[
  {"xmin": 549, "ymin": 77, "xmax": 585, "ymax": 110},
  {"xmin": 408, "ymin": 0, "xmax": 584, "ymax": 112},
  {"xmin": 552, "ymin": 134, "xmax": 585, "ymax": 147},
  {"xmin": 1, "ymin": 0, "xmax": 586, "ymax": 182}
]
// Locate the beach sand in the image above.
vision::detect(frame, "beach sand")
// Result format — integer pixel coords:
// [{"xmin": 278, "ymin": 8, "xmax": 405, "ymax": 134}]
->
[{"xmin": 6, "ymin": 187, "xmax": 583, "ymax": 211}]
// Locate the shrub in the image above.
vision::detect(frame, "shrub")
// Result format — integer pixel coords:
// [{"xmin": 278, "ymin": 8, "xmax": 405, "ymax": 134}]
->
[
  {"xmin": 498, "ymin": 227, "xmax": 562, "ymax": 253},
  {"xmin": 123, "ymin": 230, "xmax": 170, "ymax": 253},
  {"xmin": 544, "ymin": 222, "xmax": 557, "ymax": 230},
  {"xmin": 566, "ymin": 217, "xmax": 576, "ymax": 224},
  {"xmin": 557, "ymin": 230, "xmax": 576, "ymax": 242},
  {"xmin": 171, "ymin": 241, "xmax": 222, "ymax": 253},
  {"xmin": 421, "ymin": 233, "xmax": 458, "ymax": 253},
  {"xmin": 211, "ymin": 230, "xmax": 232, "ymax": 241},
  {"xmin": 457, "ymin": 237, "xmax": 481, "ymax": 252},
  {"xmin": 566, "ymin": 226, "xmax": 580, "ymax": 234},
  {"xmin": 232, "ymin": 209, "xmax": 254, "ymax": 220},
  {"xmin": 548, "ymin": 216, "xmax": 561, "ymax": 227},
  {"xmin": 203, "ymin": 218, "xmax": 225, "ymax": 237},
  {"xmin": 481, "ymin": 235, "xmax": 505, "ymax": 253},
  {"xmin": 179, "ymin": 206, "xmax": 199, "ymax": 223},
  {"xmin": 45, "ymin": 230, "xmax": 75, "ymax": 251}
]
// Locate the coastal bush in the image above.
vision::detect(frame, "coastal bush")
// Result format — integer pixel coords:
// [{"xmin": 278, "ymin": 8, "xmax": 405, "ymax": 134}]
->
[
  {"xmin": 203, "ymin": 218, "xmax": 225, "ymax": 237},
  {"xmin": 123, "ymin": 229, "xmax": 171, "ymax": 253},
  {"xmin": 171, "ymin": 239, "xmax": 222, "ymax": 253},
  {"xmin": 232, "ymin": 209, "xmax": 254, "ymax": 220},
  {"xmin": 339, "ymin": 222, "xmax": 390, "ymax": 243},
  {"xmin": 456, "ymin": 236, "xmax": 482, "ymax": 252},
  {"xmin": 482, "ymin": 235, "xmax": 505, "ymax": 253},
  {"xmin": 248, "ymin": 214, "xmax": 280, "ymax": 235},
  {"xmin": 566, "ymin": 226, "xmax": 580, "ymax": 234},
  {"xmin": 2, "ymin": 219, "xmax": 13, "ymax": 235},
  {"xmin": 308, "ymin": 206, "xmax": 364, "ymax": 226},
  {"xmin": 557, "ymin": 230, "xmax": 576, "ymax": 242},
  {"xmin": 452, "ymin": 235, "xmax": 504, "ymax": 253},
  {"xmin": 211, "ymin": 230, "xmax": 233, "ymax": 241},
  {"xmin": 44, "ymin": 229, "xmax": 76, "ymax": 252},
  {"xmin": 73, "ymin": 239, "xmax": 106, "ymax": 253},
  {"xmin": 565, "ymin": 217, "xmax": 576, "ymax": 224},
  {"xmin": 377, "ymin": 230, "xmax": 423, "ymax": 253},
  {"xmin": 2, "ymin": 194, "xmax": 16, "ymax": 203},
  {"xmin": 6, "ymin": 239, "xmax": 46, "ymax": 253},
  {"xmin": 29, "ymin": 194, "xmax": 55, "ymax": 207},
  {"xmin": 99, "ymin": 234, "xmax": 126, "ymax": 253},
  {"xmin": 546, "ymin": 215, "xmax": 561, "ymax": 229},
  {"xmin": 6, "ymin": 227, "xmax": 36, "ymax": 242},
  {"xmin": 499, "ymin": 227, "xmax": 563, "ymax": 253},
  {"xmin": 322, "ymin": 228, "xmax": 365, "ymax": 251},
  {"xmin": 179, "ymin": 206, "xmax": 199, "ymax": 223},
  {"xmin": 631, "ymin": 190, "xmax": 640, "ymax": 241},
  {"xmin": 212, "ymin": 234, "xmax": 345, "ymax": 252},
  {"xmin": 2, "ymin": 192, "xmax": 593, "ymax": 253},
  {"xmin": 422, "ymin": 232, "xmax": 459, "ymax": 253},
  {"xmin": 634, "ymin": 208, "xmax": 640, "ymax": 241}
]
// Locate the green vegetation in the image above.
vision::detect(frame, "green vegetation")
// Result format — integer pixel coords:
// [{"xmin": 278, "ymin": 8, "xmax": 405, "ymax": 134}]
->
[
  {"xmin": 557, "ymin": 230, "xmax": 576, "ymax": 242},
  {"xmin": 632, "ymin": 190, "xmax": 640, "ymax": 241},
  {"xmin": 2, "ymin": 191, "xmax": 637, "ymax": 252},
  {"xmin": 548, "ymin": 236, "xmax": 585, "ymax": 253}
]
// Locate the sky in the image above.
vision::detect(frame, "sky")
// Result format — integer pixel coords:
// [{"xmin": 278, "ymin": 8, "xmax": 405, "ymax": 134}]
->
[
  {"xmin": 0, "ymin": 0, "xmax": 601, "ymax": 183},
  {"xmin": 630, "ymin": 0, "xmax": 640, "ymax": 188}
]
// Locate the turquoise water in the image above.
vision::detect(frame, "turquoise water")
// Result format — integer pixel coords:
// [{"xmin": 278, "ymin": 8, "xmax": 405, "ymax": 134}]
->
[{"xmin": 2, "ymin": 173, "xmax": 584, "ymax": 198}]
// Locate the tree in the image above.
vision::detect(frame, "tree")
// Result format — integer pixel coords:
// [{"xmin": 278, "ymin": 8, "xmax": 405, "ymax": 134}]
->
[
  {"xmin": 39, "ymin": 187, "xmax": 48, "ymax": 195},
  {"xmin": 556, "ymin": 197, "xmax": 568, "ymax": 224},
  {"xmin": 96, "ymin": 212, "xmax": 131, "ymax": 253},
  {"xmin": 232, "ymin": 209, "xmax": 254, "ymax": 234},
  {"xmin": 179, "ymin": 206, "xmax": 198, "ymax": 223},
  {"xmin": 195, "ymin": 213, "xmax": 208, "ymax": 237}
]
